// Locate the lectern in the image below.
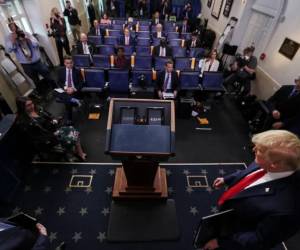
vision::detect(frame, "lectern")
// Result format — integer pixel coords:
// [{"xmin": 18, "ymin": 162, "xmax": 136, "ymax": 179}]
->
[{"xmin": 105, "ymin": 98, "xmax": 175, "ymax": 199}]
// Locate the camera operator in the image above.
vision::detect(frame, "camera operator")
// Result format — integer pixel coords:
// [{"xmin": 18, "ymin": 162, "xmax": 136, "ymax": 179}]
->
[
  {"xmin": 223, "ymin": 46, "xmax": 257, "ymax": 96},
  {"xmin": 5, "ymin": 21, "xmax": 54, "ymax": 93}
]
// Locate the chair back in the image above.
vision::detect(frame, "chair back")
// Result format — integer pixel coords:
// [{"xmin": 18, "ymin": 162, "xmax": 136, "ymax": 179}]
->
[
  {"xmin": 98, "ymin": 45, "xmax": 115, "ymax": 56},
  {"xmin": 82, "ymin": 69, "xmax": 105, "ymax": 91},
  {"xmin": 201, "ymin": 71, "xmax": 224, "ymax": 91},
  {"xmin": 108, "ymin": 69, "xmax": 129, "ymax": 93},
  {"xmin": 172, "ymin": 47, "xmax": 186, "ymax": 58},
  {"xmin": 134, "ymin": 56, "xmax": 152, "ymax": 70},
  {"xmin": 73, "ymin": 55, "xmax": 90, "ymax": 67},
  {"xmin": 137, "ymin": 38, "xmax": 151, "ymax": 46},
  {"xmin": 93, "ymin": 55, "xmax": 110, "ymax": 68},
  {"xmin": 135, "ymin": 46, "xmax": 151, "ymax": 56},
  {"xmin": 132, "ymin": 69, "xmax": 153, "ymax": 87},
  {"xmin": 88, "ymin": 36, "xmax": 102, "ymax": 46},
  {"xmin": 179, "ymin": 71, "xmax": 200, "ymax": 90},
  {"xmin": 154, "ymin": 56, "xmax": 172, "ymax": 71},
  {"xmin": 104, "ymin": 36, "xmax": 118, "ymax": 45},
  {"xmin": 167, "ymin": 32, "xmax": 179, "ymax": 40}
]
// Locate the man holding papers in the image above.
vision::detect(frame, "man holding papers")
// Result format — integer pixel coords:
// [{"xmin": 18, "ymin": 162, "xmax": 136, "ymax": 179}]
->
[
  {"xmin": 203, "ymin": 130, "xmax": 300, "ymax": 250},
  {"xmin": 156, "ymin": 60, "xmax": 179, "ymax": 99}
]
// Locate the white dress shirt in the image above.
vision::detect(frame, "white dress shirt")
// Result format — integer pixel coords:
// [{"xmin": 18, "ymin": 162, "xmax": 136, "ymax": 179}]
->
[
  {"xmin": 159, "ymin": 47, "xmax": 166, "ymax": 57},
  {"xmin": 200, "ymin": 59, "xmax": 220, "ymax": 75},
  {"xmin": 125, "ymin": 36, "xmax": 130, "ymax": 45},
  {"xmin": 157, "ymin": 31, "xmax": 162, "ymax": 38},
  {"xmin": 82, "ymin": 42, "xmax": 90, "ymax": 54}
]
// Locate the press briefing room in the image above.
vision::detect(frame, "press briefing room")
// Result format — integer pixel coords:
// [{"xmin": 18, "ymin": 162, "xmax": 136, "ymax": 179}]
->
[{"xmin": 0, "ymin": 0, "xmax": 300, "ymax": 249}]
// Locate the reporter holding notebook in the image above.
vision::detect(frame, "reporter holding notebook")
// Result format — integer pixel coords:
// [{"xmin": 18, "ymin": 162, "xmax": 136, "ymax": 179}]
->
[{"xmin": 203, "ymin": 130, "xmax": 300, "ymax": 250}]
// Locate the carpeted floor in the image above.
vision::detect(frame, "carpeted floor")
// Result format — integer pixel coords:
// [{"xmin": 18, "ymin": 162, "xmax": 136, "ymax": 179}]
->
[{"xmin": 10, "ymin": 162, "xmax": 246, "ymax": 250}]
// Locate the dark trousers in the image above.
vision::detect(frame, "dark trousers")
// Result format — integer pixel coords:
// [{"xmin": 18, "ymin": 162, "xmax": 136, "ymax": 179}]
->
[
  {"xmin": 21, "ymin": 60, "xmax": 55, "ymax": 92},
  {"xmin": 55, "ymin": 37, "xmax": 71, "ymax": 66}
]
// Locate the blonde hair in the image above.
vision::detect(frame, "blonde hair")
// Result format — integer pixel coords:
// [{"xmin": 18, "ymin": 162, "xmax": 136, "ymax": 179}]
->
[
  {"xmin": 252, "ymin": 130, "xmax": 300, "ymax": 170},
  {"xmin": 51, "ymin": 7, "xmax": 59, "ymax": 17}
]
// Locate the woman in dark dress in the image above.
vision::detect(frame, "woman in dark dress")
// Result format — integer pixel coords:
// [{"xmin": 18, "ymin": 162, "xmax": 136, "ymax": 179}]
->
[{"xmin": 16, "ymin": 96, "xmax": 86, "ymax": 161}]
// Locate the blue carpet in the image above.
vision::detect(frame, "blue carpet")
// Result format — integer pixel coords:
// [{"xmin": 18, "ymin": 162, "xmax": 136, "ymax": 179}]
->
[{"xmin": 12, "ymin": 162, "xmax": 246, "ymax": 250}]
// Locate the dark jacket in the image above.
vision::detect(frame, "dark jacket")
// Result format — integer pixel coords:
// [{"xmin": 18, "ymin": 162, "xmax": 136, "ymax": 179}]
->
[
  {"xmin": 152, "ymin": 45, "xmax": 172, "ymax": 57},
  {"xmin": 156, "ymin": 70, "xmax": 179, "ymax": 92},
  {"xmin": 63, "ymin": 7, "xmax": 81, "ymax": 26},
  {"xmin": 118, "ymin": 35, "xmax": 136, "ymax": 46},
  {"xmin": 186, "ymin": 38, "xmax": 201, "ymax": 49},
  {"xmin": 49, "ymin": 17, "xmax": 67, "ymax": 40},
  {"xmin": 76, "ymin": 41, "xmax": 96, "ymax": 55},
  {"xmin": 87, "ymin": 3, "xmax": 96, "ymax": 23},
  {"xmin": 57, "ymin": 67, "xmax": 82, "ymax": 91},
  {"xmin": 178, "ymin": 24, "xmax": 191, "ymax": 34},
  {"xmin": 217, "ymin": 162, "xmax": 300, "ymax": 250},
  {"xmin": 0, "ymin": 219, "xmax": 50, "ymax": 250}
]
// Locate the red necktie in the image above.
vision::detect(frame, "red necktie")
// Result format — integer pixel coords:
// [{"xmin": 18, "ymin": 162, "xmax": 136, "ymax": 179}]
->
[
  {"xmin": 218, "ymin": 169, "xmax": 267, "ymax": 206},
  {"xmin": 67, "ymin": 69, "xmax": 72, "ymax": 88}
]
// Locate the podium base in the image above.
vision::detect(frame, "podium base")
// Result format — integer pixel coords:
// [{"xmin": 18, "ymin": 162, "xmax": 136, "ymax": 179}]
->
[{"xmin": 112, "ymin": 166, "xmax": 168, "ymax": 199}]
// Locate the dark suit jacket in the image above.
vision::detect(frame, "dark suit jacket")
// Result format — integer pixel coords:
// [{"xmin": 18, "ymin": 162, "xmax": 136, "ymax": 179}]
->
[
  {"xmin": 178, "ymin": 24, "xmax": 191, "ymax": 34},
  {"xmin": 186, "ymin": 39, "xmax": 201, "ymax": 49},
  {"xmin": 57, "ymin": 67, "xmax": 82, "ymax": 91},
  {"xmin": 89, "ymin": 26, "xmax": 103, "ymax": 36},
  {"xmin": 0, "ymin": 220, "xmax": 50, "ymax": 250},
  {"xmin": 152, "ymin": 45, "xmax": 172, "ymax": 57},
  {"xmin": 156, "ymin": 70, "xmax": 179, "ymax": 92},
  {"xmin": 152, "ymin": 32, "xmax": 166, "ymax": 39},
  {"xmin": 76, "ymin": 41, "xmax": 95, "ymax": 55},
  {"xmin": 217, "ymin": 162, "xmax": 300, "ymax": 250},
  {"xmin": 118, "ymin": 35, "xmax": 136, "ymax": 46},
  {"xmin": 267, "ymin": 85, "xmax": 300, "ymax": 127}
]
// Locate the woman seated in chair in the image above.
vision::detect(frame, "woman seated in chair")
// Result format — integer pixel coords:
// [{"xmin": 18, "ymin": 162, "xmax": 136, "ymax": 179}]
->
[
  {"xmin": 114, "ymin": 47, "xmax": 129, "ymax": 69},
  {"xmin": 198, "ymin": 49, "xmax": 220, "ymax": 77},
  {"xmin": 16, "ymin": 96, "xmax": 87, "ymax": 161},
  {"xmin": 100, "ymin": 13, "xmax": 111, "ymax": 25}
]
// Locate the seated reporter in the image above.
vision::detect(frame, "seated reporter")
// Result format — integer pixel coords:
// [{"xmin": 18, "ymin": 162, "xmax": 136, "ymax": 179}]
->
[
  {"xmin": 198, "ymin": 49, "xmax": 220, "ymax": 77},
  {"xmin": 57, "ymin": 55, "xmax": 82, "ymax": 122},
  {"xmin": 89, "ymin": 19, "xmax": 102, "ymax": 36},
  {"xmin": 16, "ymin": 96, "xmax": 86, "ymax": 161},
  {"xmin": 152, "ymin": 38, "xmax": 172, "ymax": 57},
  {"xmin": 119, "ymin": 28, "xmax": 135, "ymax": 46},
  {"xmin": 0, "ymin": 219, "xmax": 50, "ymax": 250},
  {"xmin": 204, "ymin": 130, "xmax": 300, "ymax": 250},
  {"xmin": 76, "ymin": 32, "xmax": 95, "ymax": 55},
  {"xmin": 114, "ymin": 47, "xmax": 129, "ymax": 69},
  {"xmin": 156, "ymin": 60, "xmax": 179, "ymax": 99},
  {"xmin": 152, "ymin": 23, "xmax": 165, "ymax": 39}
]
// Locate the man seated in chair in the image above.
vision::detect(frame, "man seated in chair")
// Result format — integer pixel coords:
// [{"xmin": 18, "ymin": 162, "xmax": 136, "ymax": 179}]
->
[
  {"xmin": 223, "ymin": 46, "xmax": 257, "ymax": 96},
  {"xmin": 89, "ymin": 19, "xmax": 102, "ymax": 36},
  {"xmin": 262, "ymin": 76, "xmax": 300, "ymax": 131},
  {"xmin": 204, "ymin": 130, "xmax": 300, "ymax": 250},
  {"xmin": 186, "ymin": 32, "xmax": 201, "ymax": 49},
  {"xmin": 153, "ymin": 37, "xmax": 172, "ymax": 57},
  {"xmin": 119, "ymin": 28, "xmax": 135, "ymax": 46},
  {"xmin": 178, "ymin": 17, "xmax": 191, "ymax": 34},
  {"xmin": 156, "ymin": 60, "xmax": 179, "ymax": 99},
  {"xmin": 76, "ymin": 32, "xmax": 95, "ymax": 56},
  {"xmin": 0, "ymin": 219, "xmax": 50, "ymax": 250},
  {"xmin": 57, "ymin": 55, "xmax": 82, "ymax": 123},
  {"xmin": 152, "ymin": 23, "xmax": 165, "ymax": 39}
]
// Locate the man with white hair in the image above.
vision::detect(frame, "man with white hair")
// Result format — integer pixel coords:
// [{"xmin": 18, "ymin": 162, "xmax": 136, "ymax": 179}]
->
[
  {"xmin": 203, "ymin": 130, "xmax": 300, "ymax": 250},
  {"xmin": 76, "ymin": 33, "xmax": 95, "ymax": 56},
  {"xmin": 152, "ymin": 23, "xmax": 165, "ymax": 39}
]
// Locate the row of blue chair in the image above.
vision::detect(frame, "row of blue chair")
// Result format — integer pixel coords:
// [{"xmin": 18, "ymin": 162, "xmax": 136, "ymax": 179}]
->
[
  {"xmin": 80, "ymin": 68, "xmax": 224, "ymax": 95},
  {"xmin": 73, "ymin": 55, "xmax": 201, "ymax": 71}
]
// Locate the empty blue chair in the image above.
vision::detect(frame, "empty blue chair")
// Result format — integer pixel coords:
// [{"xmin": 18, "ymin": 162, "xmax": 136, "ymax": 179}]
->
[
  {"xmin": 137, "ymin": 31, "xmax": 150, "ymax": 38},
  {"xmin": 131, "ymin": 69, "xmax": 153, "ymax": 90},
  {"xmin": 108, "ymin": 69, "xmax": 129, "ymax": 94},
  {"xmin": 167, "ymin": 32, "xmax": 179, "ymax": 40},
  {"xmin": 112, "ymin": 19, "xmax": 126, "ymax": 25},
  {"xmin": 138, "ymin": 20, "xmax": 151, "ymax": 26},
  {"xmin": 137, "ymin": 38, "xmax": 151, "ymax": 46},
  {"xmin": 179, "ymin": 71, "xmax": 200, "ymax": 90},
  {"xmin": 164, "ymin": 22, "xmax": 176, "ymax": 32},
  {"xmin": 82, "ymin": 69, "xmax": 106, "ymax": 93},
  {"xmin": 139, "ymin": 25, "xmax": 150, "ymax": 31},
  {"xmin": 172, "ymin": 47, "xmax": 186, "ymax": 58},
  {"xmin": 152, "ymin": 38, "xmax": 161, "ymax": 46},
  {"xmin": 88, "ymin": 35, "xmax": 102, "ymax": 46},
  {"xmin": 118, "ymin": 45, "xmax": 134, "ymax": 56},
  {"xmin": 134, "ymin": 56, "xmax": 152, "ymax": 70},
  {"xmin": 73, "ymin": 55, "xmax": 91, "ymax": 67},
  {"xmin": 181, "ymin": 33, "xmax": 191, "ymax": 40},
  {"xmin": 93, "ymin": 55, "xmax": 110, "ymax": 68},
  {"xmin": 189, "ymin": 48, "xmax": 205, "ymax": 58},
  {"xmin": 98, "ymin": 45, "xmax": 115, "ymax": 55},
  {"xmin": 107, "ymin": 29, "xmax": 121, "ymax": 37},
  {"xmin": 154, "ymin": 56, "xmax": 172, "ymax": 71},
  {"xmin": 135, "ymin": 46, "xmax": 151, "ymax": 56},
  {"xmin": 169, "ymin": 39, "xmax": 182, "ymax": 47},
  {"xmin": 201, "ymin": 72, "xmax": 225, "ymax": 92},
  {"xmin": 112, "ymin": 24, "xmax": 123, "ymax": 30},
  {"xmin": 175, "ymin": 57, "xmax": 193, "ymax": 71},
  {"xmin": 104, "ymin": 36, "xmax": 118, "ymax": 45}
]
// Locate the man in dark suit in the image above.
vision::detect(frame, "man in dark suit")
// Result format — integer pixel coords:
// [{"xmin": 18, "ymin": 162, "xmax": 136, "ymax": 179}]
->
[
  {"xmin": 106, "ymin": 0, "xmax": 119, "ymax": 17},
  {"xmin": 156, "ymin": 60, "xmax": 179, "ymax": 99},
  {"xmin": 178, "ymin": 17, "xmax": 191, "ymax": 34},
  {"xmin": 186, "ymin": 32, "xmax": 201, "ymax": 49},
  {"xmin": 181, "ymin": 2, "xmax": 193, "ymax": 20},
  {"xmin": 160, "ymin": 0, "xmax": 172, "ymax": 20},
  {"xmin": 263, "ymin": 77, "xmax": 300, "ymax": 130},
  {"xmin": 152, "ymin": 38, "xmax": 172, "ymax": 57},
  {"xmin": 76, "ymin": 32, "xmax": 95, "ymax": 55},
  {"xmin": 87, "ymin": 0, "xmax": 96, "ymax": 28},
  {"xmin": 152, "ymin": 23, "xmax": 165, "ymax": 39},
  {"xmin": 204, "ymin": 130, "xmax": 300, "ymax": 250},
  {"xmin": 151, "ymin": 11, "xmax": 162, "ymax": 26},
  {"xmin": 119, "ymin": 28, "xmax": 135, "ymax": 46},
  {"xmin": 0, "ymin": 220, "xmax": 50, "ymax": 250},
  {"xmin": 57, "ymin": 55, "xmax": 82, "ymax": 122}
]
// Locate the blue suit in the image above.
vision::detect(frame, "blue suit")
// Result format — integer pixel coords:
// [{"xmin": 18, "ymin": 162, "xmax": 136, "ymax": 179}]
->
[
  {"xmin": 0, "ymin": 220, "xmax": 50, "ymax": 250},
  {"xmin": 217, "ymin": 163, "xmax": 300, "ymax": 250}
]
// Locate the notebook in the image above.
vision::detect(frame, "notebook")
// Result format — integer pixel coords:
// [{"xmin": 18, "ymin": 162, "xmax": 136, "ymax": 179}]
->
[{"xmin": 7, "ymin": 212, "xmax": 37, "ymax": 232}]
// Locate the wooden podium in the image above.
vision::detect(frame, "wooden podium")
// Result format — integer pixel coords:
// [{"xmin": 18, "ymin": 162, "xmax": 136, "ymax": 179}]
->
[{"xmin": 105, "ymin": 98, "xmax": 175, "ymax": 200}]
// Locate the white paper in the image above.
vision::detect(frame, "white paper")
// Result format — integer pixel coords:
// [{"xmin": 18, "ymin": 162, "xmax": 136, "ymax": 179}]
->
[
  {"xmin": 54, "ymin": 88, "xmax": 65, "ymax": 93},
  {"xmin": 163, "ymin": 92, "xmax": 174, "ymax": 99},
  {"xmin": 1, "ymin": 58, "xmax": 16, "ymax": 73},
  {"xmin": 11, "ymin": 73, "xmax": 26, "ymax": 86},
  {"xmin": 191, "ymin": 111, "xmax": 198, "ymax": 117}
]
